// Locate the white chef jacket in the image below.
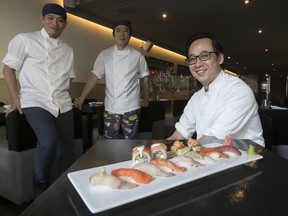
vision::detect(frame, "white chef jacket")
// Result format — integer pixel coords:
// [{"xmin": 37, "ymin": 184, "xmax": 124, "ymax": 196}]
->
[
  {"xmin": 176, "ymin": 70, "xmax": 265, "ymax": 146},
  {"xmin": 92, "ymin": 45, "xmax": 150, "ymax": 114},
  {"xmin": 3, "ymin": 28, "xmax": 75, "ymax": 117}
]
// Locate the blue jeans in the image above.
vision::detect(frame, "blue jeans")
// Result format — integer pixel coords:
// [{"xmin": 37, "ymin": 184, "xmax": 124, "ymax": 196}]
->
[{"xmin": 23, "ymin": 107, "xmax": 75, "ymax": 183}]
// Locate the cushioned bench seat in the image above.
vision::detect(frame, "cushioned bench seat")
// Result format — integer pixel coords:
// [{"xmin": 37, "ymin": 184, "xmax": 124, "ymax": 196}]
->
[
  {"xmin": 0, "ymin": 111, "xmax": 83, "ymax": 206},
  {"xmin": 0, "ymin": 140, "xmax": 35, "ymax": 206}
]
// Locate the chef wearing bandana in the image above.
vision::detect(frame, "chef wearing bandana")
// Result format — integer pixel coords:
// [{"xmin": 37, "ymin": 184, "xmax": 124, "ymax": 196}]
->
[{"xmin": 2, "ymin": 3, "xmax": 75, "ymax": 197}]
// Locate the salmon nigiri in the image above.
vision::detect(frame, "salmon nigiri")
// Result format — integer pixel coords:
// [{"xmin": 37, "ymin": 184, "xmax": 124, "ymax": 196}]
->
[
  {"xmin": 111, "ymin": 168, "xmax": 153, "ymax": 184},
  {"xmin": 150, "ymin": 158, "xmax": 187, "ymax": 173}
]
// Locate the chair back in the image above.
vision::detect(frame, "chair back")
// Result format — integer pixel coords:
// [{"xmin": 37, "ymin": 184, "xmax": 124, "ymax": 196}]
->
[
  {"xmin": 259, "ymin": 112, "xmax": 273, "ymax": 150},
  {"xmin": 173, "ymin": 99, "xmax": 188, "ymax": 116}
]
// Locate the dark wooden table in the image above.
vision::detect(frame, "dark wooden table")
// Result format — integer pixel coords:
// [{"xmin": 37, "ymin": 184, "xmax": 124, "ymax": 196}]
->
[{"xmin": 20, "ymin": 139, "xmax": 288, "ymax": 216}]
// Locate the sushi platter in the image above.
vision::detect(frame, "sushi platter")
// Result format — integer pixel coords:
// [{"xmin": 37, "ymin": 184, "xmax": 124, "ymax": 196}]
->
[{"xmin": 68, "ymin": 142, "xmax": 263, "ymax": 213}]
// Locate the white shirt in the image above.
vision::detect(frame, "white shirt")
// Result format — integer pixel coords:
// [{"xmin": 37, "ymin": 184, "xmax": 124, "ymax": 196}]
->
[
  {"xmin": 92, "ymin": 45, "xmax": 149, "ymax": 114},
  {"xmin": 176, "ymin": 70, "xmax": 265, "ymax": 146},
  {"xmin": 3, "ymin": 28, "xmax": 75, "ymax": 117}
]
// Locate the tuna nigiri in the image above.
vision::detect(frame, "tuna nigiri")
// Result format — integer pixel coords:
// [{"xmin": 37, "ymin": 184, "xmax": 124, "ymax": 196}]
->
[
  {"xmin": 111, "ymin": 168, "xmax": 153, "ymax": 184},
  {"xmin": 150, "ymin": 158, "xmax": 187, "ymax": 173}
]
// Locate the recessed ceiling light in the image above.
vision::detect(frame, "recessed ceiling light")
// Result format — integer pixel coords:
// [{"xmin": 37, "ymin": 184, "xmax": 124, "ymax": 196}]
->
[
  {"xmin": 258, "ymin": 30, "xmax": 263, "ymax": 34},
  {"xmin": 244, "ymin": 0, "xmax": 250, "ymax": 4},
  {"xmin": 227, "ymin": 56, "xmax": 231, "ymax": 59},
  {"xmin": 162, "ymin": 13, "xmax": 167, "ymax": 18},
  {"xmin": 265, "ymin": 48, "xmax": 268, "ymax": 52}
]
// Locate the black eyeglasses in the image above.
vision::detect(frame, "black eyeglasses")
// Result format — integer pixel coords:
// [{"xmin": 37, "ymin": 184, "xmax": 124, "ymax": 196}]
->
[{"xmin": 186, "ymin": 51, "xmax": 217, "ymax": 65}]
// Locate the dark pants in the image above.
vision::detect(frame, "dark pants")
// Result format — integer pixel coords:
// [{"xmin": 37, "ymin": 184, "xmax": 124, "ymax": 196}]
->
[{"xmin": 23, "ymin": 107, "xmax": 75, "ymax": 183}]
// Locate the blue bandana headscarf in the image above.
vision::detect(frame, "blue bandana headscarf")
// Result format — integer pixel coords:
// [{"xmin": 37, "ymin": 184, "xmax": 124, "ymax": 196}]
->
[
  {"xmin": 42, "ymin": 3, "xmax": 67, "ymax": 21},
  {"xmin": 112, "ymin": 19, "xmax": 132, "ymax": 35}
]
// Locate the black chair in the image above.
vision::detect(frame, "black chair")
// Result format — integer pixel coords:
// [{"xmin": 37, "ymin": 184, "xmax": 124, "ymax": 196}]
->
[
  {"xmin": 173, "ymin": 99, "xmax": 188, "ymax": 117},
  {"xmin": 6, "ymin": 111, "xmax": 37, "ymax": 152},
  {"xmin": 259, "ymin": 111, "xmax": 273, "ymax": 150},
  {"xmin": 138, "ymin": 101, "xmax": 166, "ymax": 133}
]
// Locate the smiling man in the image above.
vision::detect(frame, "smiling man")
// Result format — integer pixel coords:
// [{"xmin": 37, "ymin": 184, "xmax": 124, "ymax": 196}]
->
[
  {"xmin": 74, "ymin": 19, "xmax": 150, "ymax": 139},
  {"xmin": 168, "ymin": 32, "xmax": 264, "ymax": 147},
  {"xmin": 2, "ymin": 3, "xmax": 75, "ymax": 197}
]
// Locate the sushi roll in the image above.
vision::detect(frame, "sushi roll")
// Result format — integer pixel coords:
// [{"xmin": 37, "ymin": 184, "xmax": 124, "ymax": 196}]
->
[
  {"xmin": 132, "ymin": 145, "xmax": 152, "ymax": 165},
  {"xmin": 187, "ymin": 138, "xmax": 203, "ymax": 151},
  {"xmin": 150, "ymin": 143, "xmax": 167, "ymax": 160},
  {"xmin": 171, "ymin": 140, "xmax": 191, "ymax": 156}
]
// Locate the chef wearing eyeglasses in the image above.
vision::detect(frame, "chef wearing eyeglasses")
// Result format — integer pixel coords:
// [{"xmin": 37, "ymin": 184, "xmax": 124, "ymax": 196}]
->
[{"xmin": 167, "ymin": 32, "xmax": 264, "ymax": 147}]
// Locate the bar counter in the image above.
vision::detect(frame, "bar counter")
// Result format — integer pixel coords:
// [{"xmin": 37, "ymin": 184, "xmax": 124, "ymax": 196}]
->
[{"xmin": 20, "ymin": 139, "xmax": 288, "ymax": 216}]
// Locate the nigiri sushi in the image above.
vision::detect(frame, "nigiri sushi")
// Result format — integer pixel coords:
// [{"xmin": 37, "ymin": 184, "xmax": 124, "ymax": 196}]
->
[
  {"xmin": 198, "ymin": 147, "xmax": 229, "ymax": 160},
  {"xmin": 133, "ymin": 163, "xmax": 175, "ymax": 177},
  {"xmin": 111, "ymin": 168, "xmax": 153, "ymax": 184},
  {"xmin": 185, "ymin": 151, "xmax": 217, "ymax": 165},
  {"xmin": 169, "ymin": 155, "xmax": 203, "ymax": 168},
  {"xmin": 215, "ymin": 145, "xmax": 242, "ymax": 156},
  {"xmin": 89, "ymin": 168, "xmax": 122, "ymax": 190},
  {"xmin": 150, "ymin": 158, "xmax": 187, "ymax": 173}
]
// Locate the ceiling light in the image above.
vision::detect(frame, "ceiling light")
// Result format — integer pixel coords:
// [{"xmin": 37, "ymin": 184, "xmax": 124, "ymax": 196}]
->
[
  {"xmin": 258, "ymin": 30, "xmax": 262, "ymax": 34},
  {"xmin": 265, "ymin": 48, "xmax": 268, "ymax": 52},
  {"xmin": 244, "ymin": 0, "xmax": 250, "ymax": 4},
  {"xmin": 162, "ymin": 13, "xmax": 167, "ymax": 18}
]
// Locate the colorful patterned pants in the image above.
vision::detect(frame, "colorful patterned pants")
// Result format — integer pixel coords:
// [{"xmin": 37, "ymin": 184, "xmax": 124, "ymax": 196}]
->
[{"xmin": 103, "ymin": 109, "xmax": 140, "ymax": 139}]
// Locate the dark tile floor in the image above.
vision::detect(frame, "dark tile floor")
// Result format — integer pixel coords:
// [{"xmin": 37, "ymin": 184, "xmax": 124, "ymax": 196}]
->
[{"xmin": 0, "ymin": 196, "xmax": 31, "ymax": 216}]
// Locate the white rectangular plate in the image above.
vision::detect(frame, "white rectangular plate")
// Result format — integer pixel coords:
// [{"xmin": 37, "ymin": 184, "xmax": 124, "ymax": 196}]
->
[{"xmin": 68, "ymin": 143, "xmax": 262, "ymax": 213}]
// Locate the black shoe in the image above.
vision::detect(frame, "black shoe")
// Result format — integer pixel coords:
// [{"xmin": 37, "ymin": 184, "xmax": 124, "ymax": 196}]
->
[{"xmin": 33, "ymin": 177, "xmax": 49, "ymax": 198}]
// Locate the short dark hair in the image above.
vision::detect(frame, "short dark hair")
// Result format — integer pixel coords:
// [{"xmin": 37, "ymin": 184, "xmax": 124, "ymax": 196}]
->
[{"xmin": 185, "ymin": 32, "xmax": 224, "ymax": 57}]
